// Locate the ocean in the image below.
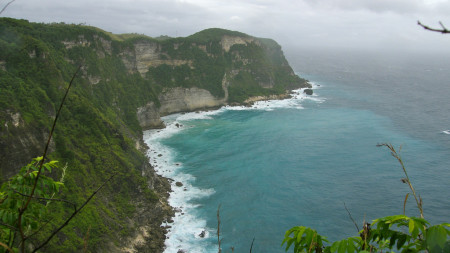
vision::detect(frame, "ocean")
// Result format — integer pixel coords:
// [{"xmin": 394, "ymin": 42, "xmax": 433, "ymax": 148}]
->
[{"xmin": 143, "ymin": 48, "xmax": 450, "ymax": 253}]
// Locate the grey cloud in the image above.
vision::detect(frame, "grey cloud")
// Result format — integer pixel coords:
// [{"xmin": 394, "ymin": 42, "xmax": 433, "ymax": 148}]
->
[
  {"xmin": 304, "ymin": 0, "xmax": 436, "ymax": 14},
  {"xmin": 2, "ymin": 0, "xmax": 450, "ymax": 52}
]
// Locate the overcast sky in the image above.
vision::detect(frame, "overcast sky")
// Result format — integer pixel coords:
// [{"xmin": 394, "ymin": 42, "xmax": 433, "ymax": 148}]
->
[{"xmin": 2, "ymin": 0, "xmax": 450, "ymax": 53}]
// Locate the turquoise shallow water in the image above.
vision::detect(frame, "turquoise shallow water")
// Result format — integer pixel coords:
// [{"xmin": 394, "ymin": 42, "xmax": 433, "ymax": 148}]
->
[{"xmin": 144, "ymin": 49, "xmax": 450, "ymax": 253}]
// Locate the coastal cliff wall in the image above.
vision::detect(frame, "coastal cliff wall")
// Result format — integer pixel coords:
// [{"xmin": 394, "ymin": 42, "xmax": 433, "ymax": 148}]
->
[{"xmin": 0, "ymin": 18, "xmax": 308, "ymax": 252}]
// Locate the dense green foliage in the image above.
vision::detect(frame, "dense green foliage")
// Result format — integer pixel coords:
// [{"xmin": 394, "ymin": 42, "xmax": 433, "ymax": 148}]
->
[
  {"xmin": 0, "ymin": 157, "xmax": 63, "ymax": 252},
  {"xmin": 283, "ymin": 216, "xmax": 450, "ymax": 253},
  {"xmin": 187, "ymin": 28, "xmax": 249, "ymax": 43},
  {"xmin": 0, "ymin": 18, "xmax": 162, "ymax": 251},
  {"xmin": 0, "ymin": 17, "xmax": 307, "ymax": 251}
]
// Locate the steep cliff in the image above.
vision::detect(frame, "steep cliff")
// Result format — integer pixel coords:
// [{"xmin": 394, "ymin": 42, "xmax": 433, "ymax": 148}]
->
[{"xmin": 0, "ymin": 18, "xmax": 308, "ymax": 251}]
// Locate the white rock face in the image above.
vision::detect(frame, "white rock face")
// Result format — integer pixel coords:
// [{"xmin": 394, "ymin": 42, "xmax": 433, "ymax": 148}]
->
[
  {"xmin": 136, "ymin": 102, "xmax": 165, "ymax": 129},
  {"xmin": 137, "ymin": 72, "xmax": 230, "ymax": 129},
  {"xmin": 158, "ymin": 87, "xmax": 225, "ymax": 116},
  {"xmin": 134, "ymin": 42, "xmax": 160, "ymax": 75},
  {"xmin": 220, "ymin": 35, "xmax": 254, "ymax": 52}
]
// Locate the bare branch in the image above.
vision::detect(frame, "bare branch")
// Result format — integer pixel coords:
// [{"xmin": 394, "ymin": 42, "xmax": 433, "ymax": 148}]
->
[
  {"xmin": 344, "ymin": 202, "xmax": 360, "ymax": 232},
  {"xmin": 217, "ymin": 204, "xmax": 222, "ymax": 253},
  {"xmin": 0, "ymin": 221, "xmax": 19, "ymax": 231},
  {"xmin": 0, "ymin": 0, "xmax": 16, "ymax": 15},
  {"xmin": 0, "ymin": 241, "xmax": 15, "ymax": 253},
  {"xmin": 403, "ymin": 193, "xmax": 410, "ymax": 216},
  {"xmin": 377, "ymin": 143, "xmax": 424, "ymax": 218},
  {"xmin": 417, "ymin": 20, "xmax": 450, "ymax": 34},
  {"xmin": 31, "ymin": 172, "xmax": 117, "ymax": 253},
  {"xmin": 12, "ymin": 190, "xmax": 77, "ymax": 211},
  {"xmin": 249, "ymin": 238, "xmax": 255, "ymax": 253}
]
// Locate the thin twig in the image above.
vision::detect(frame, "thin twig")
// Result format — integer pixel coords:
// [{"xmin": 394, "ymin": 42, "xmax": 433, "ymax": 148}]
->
[
  {"xmin": 377, "ymin": 143, "xmax": 424, "ymax": 218},
  {"xmin": 83, "ymin": 225, "xmax": 91, "ymax": 253},
  {"xmin": 344, "ymin": 202, "xmax": 360, "ymax": 232},
  {"xmin": 403, "ymin": 193, "xmax": 410, "ymax": 216},
  {"xmin": 0, "ymin": 221, "xmax": 19, "ymax": 231},
  {"xmin": 12, "ymin": 189, "xmax": 77, "ymax": 211},
  {"xmin": 217, "ymin": 204, "xmax": 222, "ymax": 253},
  {"xmin": 32, "ymin": 172, "xmax": 116, "ymax": 253},
  {"xmin": 0, "ymin": 241, "xmax": 14, "ymax": 253},
  {"xmin": 0, "ymin": 0, "xmax": 16, "ymax": 15},
  {"xmin": 307, "ymin": 233, "xmax": 317, "ymax": 253},
  {"xmin": 24, "ymin": 218, "xmax": 54, "ymax": 243},
  {"xmin": 249, "ymin": 237, "xmax": 255, "ymax": 253},
  {"xmin": 417, "ymin": 20, "xmax": 450, "ymax": 34}
]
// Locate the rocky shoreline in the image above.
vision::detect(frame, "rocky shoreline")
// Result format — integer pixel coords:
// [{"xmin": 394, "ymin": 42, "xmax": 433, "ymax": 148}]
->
[{"xmin": 138, "ymin": 86, "xmax": 313, "ymax": 252}]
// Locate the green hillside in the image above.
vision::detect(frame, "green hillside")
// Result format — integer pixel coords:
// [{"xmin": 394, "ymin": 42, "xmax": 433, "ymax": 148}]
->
[{"xmin": 0, "ymin": 18, "xmax": 308, "ymax": 252}]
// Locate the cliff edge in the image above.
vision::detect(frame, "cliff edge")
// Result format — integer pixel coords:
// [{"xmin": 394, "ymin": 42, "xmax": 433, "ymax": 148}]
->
[{"xmin": 0, "ymin": 19, "xmax": 308, "ymax": 252}]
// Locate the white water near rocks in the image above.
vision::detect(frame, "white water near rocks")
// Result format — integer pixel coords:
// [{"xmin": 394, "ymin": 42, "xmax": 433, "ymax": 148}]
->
[
  {"xmin": 143, "ymin": 87, "xmax": 317, "ymax": 253},
  {"xmin": 143, "ymin": 49, "xmax": 450, "ymax": 252}
]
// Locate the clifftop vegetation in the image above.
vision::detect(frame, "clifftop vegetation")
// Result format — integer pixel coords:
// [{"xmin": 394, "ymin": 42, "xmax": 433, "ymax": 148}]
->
[{"xmin": 0, "ymin": 18, "xmax": 308, "ymax": 251}]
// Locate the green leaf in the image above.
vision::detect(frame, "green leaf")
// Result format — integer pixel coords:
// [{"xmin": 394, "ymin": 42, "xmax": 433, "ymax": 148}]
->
[
  {"xmin": 397, "ymin": 234, "xmax": 407, "ymax": 250},
  {"xmin": 408, "ymin": 219, "xmax": 415, "ymax": 235},
  {"xmin": 426, "ymin": 225, "xmax": 448, "ymax": 249},
  {"xmin": 44, "ymin": 164, "xmax": 51, "ymax": 172},
  {"xmin": 346, "ymin": 239, "xmax": 355, "ymax": 253},
  {"xmin": 330, "ymin": 240, "xmax": 341, "ymax": 253},
  {"xmin": 296, "ymin": 227, "xmax": 306, "ymax": 243},
  {"xmin": 337, "ymin": 240, "xmax": 346, "ymax": 253},
  {"xmin": 305, "ymin": 229, "xmax": 315, "ymax": 247}
]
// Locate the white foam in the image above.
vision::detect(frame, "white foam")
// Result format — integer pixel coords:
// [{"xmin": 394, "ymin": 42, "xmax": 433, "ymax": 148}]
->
[
  {"xmin": 142, "ymin": 84, "xmax": 325, "ymax": 252},
  {"xmin": 442, "ymin": 130, "xmax": 450, "ymax": 135},
  {"xmin": 144, "ymin": 123, "xmax": 217, "ymax": 253}
]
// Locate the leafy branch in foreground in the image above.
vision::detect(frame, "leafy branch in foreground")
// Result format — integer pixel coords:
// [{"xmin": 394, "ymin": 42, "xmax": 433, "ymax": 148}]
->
[
  {"xmin": 283, "ymin": 143, "xmax": 450, "ymax": 252},
  {"xmin": 0, "ymin": 66, "xmax": 116, "ymax": 252}
]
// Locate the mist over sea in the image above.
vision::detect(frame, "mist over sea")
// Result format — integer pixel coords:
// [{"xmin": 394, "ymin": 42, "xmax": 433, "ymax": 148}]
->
[{"xmin": 144, "ymin": 48, "xmax": 450, "ymax": 253}]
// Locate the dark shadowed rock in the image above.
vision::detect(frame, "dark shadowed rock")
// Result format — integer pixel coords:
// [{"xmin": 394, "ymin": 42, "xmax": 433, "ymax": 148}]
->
[
  {"xmin": 175, "ymin": 181, "xmax": 183, "ymax": 187},
  {"xmin": 304, "ymin": 89, "xmax": 313, "ymax": 95}
]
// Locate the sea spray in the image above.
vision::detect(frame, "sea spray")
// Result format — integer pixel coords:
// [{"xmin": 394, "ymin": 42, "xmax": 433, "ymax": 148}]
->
[{"xmin": 143, "ymin": 87, "xmax": 318, "ymax": 252}]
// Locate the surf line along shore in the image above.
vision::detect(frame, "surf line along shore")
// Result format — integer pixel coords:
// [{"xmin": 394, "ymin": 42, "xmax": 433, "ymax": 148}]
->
[{"xmin": 142, "ymin": 86, "xmax": 318, "ymax": 252}]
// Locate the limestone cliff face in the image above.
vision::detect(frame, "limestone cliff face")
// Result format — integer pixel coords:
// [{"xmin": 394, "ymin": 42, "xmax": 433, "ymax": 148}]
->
[
  {"xmin": 136, "ymin": 87, "xmax": 226, "ymax": 129},
  {"xmin": 137, "ymin": 71, "xmax": 231, "ymax": 129},
  {"xmin": 0, "ymin": 19, "xmax": 307, "ymax": 252},
  {"xmin": 220, "ymin": 35, "xmax": 255, "ymax": 52},
  {"xmin": 158, "ymin": 87, "xmax": 225, "ymax": 115},
  {"xmin": 137, "ymin": 102, "xmax": 165, "ymax": 129}
]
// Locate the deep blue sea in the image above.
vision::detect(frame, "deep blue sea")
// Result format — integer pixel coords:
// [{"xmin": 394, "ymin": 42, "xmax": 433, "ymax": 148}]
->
[{"xmin": 143, "ymin": 48, "xmax": 450, "ymax": 253}]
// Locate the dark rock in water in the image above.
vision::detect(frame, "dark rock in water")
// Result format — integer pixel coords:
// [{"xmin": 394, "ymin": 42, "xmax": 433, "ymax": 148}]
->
[
  {"xmin": 304, "ymin": 89, "xmax": 313, "ymax": 95},
  {"xmin": 175, "ymin": 123, "xmax": 180, "ymax": 128},
  {"xmin": 158, "ymin": 154, "xmax": 163, "ymax": 157},
  {"xmin": 176, "ymin": 181, "xmax": 183, "ymax": 187},
  {"xmin": 177, "ymin": 250, "xmax": 186, "ymax": 253},
  {"xmin": 199, "ymin": 230, "xmax": 206, "ymax": 238}
]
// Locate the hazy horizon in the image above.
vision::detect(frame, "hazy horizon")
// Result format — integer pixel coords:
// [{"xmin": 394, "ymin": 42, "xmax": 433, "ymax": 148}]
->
[{"xmin": 2, "ymin": 0, "xmax": 450, "ymax": 54}]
